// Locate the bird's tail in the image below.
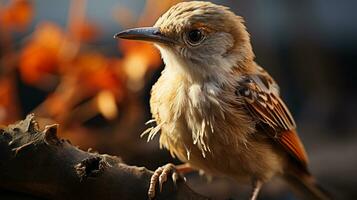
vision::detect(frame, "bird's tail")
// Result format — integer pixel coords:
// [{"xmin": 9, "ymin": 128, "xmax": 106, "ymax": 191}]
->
[{"xmin": 283, "ymin": 172, "xmax": 332, "ymax": 200}]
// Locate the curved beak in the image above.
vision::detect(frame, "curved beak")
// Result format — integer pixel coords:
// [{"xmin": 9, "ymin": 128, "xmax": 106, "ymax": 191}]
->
[{"xmin": 114, "ymin": 27, "xmax": 176, "ymax": 45}]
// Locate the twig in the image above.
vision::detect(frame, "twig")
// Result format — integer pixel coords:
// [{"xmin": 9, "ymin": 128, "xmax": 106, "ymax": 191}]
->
[{"xmin": 0, "ymin": 114, "xmax": 209, "ymax": 200}]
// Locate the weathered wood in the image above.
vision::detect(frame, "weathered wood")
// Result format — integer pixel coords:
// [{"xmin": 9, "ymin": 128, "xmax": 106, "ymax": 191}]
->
[{"xmin": 0, "ymin": 114, "xmax": 208, "ymax": 200}]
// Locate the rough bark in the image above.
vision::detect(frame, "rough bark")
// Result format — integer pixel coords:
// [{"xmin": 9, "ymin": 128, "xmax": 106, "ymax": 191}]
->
[{"xmin": 0, "ymin": 114, "xmax": 208, "ymax": 200}]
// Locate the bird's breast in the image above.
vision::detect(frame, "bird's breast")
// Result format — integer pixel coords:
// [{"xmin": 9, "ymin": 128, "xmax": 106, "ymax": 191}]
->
[
  {"xmin": 150, "ymin": 73, "xmax": 253, "ymax": 157},
  {"xmin": 151, "ymin": 76, "xmax": 225, "ymax": 157},
  {"xmin": 149, "ymin": 73, "xmax": 283, "ymax": 181}
]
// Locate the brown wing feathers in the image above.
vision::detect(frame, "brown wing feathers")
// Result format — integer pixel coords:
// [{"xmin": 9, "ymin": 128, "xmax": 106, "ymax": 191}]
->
[
  {"xmin": 280, "ymin": 130, "xmax": 309, "ymax": 167},
  {"xmin": 236, "ymin": 72, "xmax": 309, "ymax": 168}
]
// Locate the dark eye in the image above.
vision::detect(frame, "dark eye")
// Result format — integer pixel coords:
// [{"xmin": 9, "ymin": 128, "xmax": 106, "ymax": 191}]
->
[{"xmin": 186, "ymin": 29, "xmax": 205, "ymax": 45}]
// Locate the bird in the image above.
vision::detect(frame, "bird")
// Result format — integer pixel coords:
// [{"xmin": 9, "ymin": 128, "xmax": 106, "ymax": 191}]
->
[{"xmin": 115, "ymin": 1, "xmax": 330, "ymax": 200}]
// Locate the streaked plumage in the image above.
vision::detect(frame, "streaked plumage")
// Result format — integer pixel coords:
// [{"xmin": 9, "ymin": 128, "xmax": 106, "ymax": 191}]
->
[{"xmin": 115, "ymin": 1, "xmax": 330, "ymax": 199}]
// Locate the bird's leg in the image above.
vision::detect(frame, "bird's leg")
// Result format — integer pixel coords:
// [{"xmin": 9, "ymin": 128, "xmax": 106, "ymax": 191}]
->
[
  {"xmin": 250, "ymin": 179, "xmax": 263, "ymax": 200},
  {"xmin": 148, "ymin": 163, "xmax": 192, "ymax": 199}
]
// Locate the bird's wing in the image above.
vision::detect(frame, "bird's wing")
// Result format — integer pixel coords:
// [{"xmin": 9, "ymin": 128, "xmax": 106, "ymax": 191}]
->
[{"xmin": 236, "ymin": 68, "xmax": 309, "ymax": 169}]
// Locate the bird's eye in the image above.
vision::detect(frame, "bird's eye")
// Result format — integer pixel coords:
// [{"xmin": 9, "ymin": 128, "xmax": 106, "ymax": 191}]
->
[{"xmin": 185, "ymin": 29, "xmax": 205, "ymax": 46}]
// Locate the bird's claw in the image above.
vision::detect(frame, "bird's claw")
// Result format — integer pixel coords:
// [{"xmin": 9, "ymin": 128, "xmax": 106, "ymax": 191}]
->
[{"xmin": 148, "ymin": 163, "xmax": 182, "ymax": 200}]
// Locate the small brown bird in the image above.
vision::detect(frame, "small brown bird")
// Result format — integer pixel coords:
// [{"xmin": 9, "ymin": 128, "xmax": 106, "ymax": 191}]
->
[{"xmin": 115, "ymin": 1, "xmax": 330, "ymax": 200}]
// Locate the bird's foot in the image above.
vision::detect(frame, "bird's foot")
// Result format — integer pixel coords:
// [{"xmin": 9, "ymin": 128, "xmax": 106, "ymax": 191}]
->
[{"xmin": 148, "ymin": 163, "xmax": 189, "ymax": 200}]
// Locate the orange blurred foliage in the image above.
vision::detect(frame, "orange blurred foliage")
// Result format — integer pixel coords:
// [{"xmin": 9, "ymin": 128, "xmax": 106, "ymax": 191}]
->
[
  {"xmin": 97, "ymin": 90, "xmax": 118, "ymax": 120},
  {"xmin": 112, "ymin": 0, "xmax": 183, "ymax": 90},
  {"xmin": 0, "ymin": 0, "xmax": 171, "ymax": 149},
  {"xmin": 120, "ymin": 40, "xmax": 161, "ymax": 68},
  {"xmin": 19, "ymin": 22, "xmax": 65, "ymax": 85},
  {"xmin": 74, "ymin": 53, "xmax": 124, "ymax": 97},
  {"xmin": 0, "ymin": 77, "xmax": 19, "ymax": 124},
  {"xmin": 70, "ymin": 20, "xmax": 100, "ymax": 42},
  {"xmin": 0, "ymin": 0, "xmax": 34, "ymax": 31},
  {"xmin": 119, "ymin": 40, "xmax": 161, "ymax": 90}
]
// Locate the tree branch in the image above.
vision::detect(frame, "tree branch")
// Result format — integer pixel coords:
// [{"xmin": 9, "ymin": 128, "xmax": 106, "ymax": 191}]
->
[{"xmin": 0, "ymin": 114, "xmax": 208, "ymax": 200}]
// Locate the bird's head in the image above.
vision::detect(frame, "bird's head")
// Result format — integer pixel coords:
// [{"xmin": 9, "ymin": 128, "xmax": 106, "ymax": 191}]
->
[{"xmin": 115, "ymin": 1, "xmax": 254, "ymax": 82}]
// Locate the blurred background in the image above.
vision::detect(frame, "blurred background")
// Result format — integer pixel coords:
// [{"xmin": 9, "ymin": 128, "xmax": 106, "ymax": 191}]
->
[{"xmin": 0, "ymin": 0, "xmax": 356, "ymax": 199}]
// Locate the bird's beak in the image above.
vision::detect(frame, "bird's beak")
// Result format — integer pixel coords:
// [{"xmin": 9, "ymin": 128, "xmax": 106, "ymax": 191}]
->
[{"xmin": 114, "ymin": 27, "xmax": 176, "ymax": 45}]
